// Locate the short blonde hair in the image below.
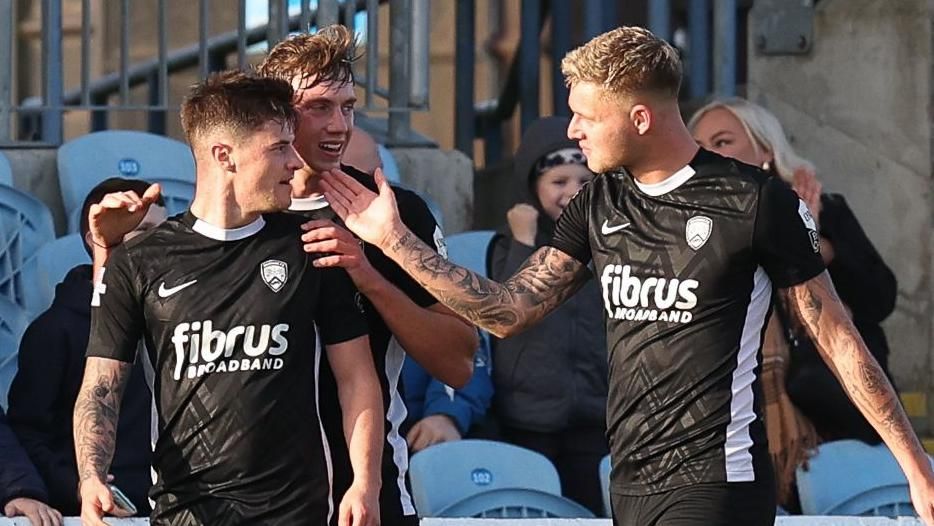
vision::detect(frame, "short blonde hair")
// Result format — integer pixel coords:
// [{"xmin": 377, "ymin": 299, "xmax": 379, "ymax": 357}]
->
[
  {"xmin": 561, "ymin": 26, "xmax": 682, "ymax": 98},
  {"xmin": 687, "ymin": 97, "xmax": 814, "ymax": 183}
]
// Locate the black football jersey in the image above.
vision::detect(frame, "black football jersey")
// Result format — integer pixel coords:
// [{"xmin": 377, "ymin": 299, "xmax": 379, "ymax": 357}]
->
[
  {"xmin": 550, "ymin": 148, "xmax": 824, "ymax": 495},
  {"xmin": 87, "ymin": 211, "xmax": 368, "ymax": 525},
  {"xmin": 288, "ymin": 165, "xmax": 442, "ymax": 521}
]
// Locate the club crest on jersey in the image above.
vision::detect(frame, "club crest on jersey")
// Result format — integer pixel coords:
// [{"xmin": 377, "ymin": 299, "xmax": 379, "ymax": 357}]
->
[
  {"xmin": 686, "ymin": 215, "xmax": 713, "ymax": 250},
  {"xmin": 260, "ymin": 260, "xmax": 288, "ymax": 292}
]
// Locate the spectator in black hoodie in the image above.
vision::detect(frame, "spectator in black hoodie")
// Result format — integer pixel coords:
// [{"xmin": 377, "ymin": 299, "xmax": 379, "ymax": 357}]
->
[
  {"xmin": 487, "ymin": 116, "xmax": 609, "ymax": 516},
  {"xmin": 6, "ymin": 178, "xmax": 166, "ymax": 517},
  {"xmin": 1, "ymin": 406, "xmax": 62, "ymax": 525}
]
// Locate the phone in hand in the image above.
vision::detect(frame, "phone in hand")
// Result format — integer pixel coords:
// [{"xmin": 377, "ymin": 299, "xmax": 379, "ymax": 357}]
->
[{"xmin": 108, "ymin": 483, "xmax": 138, "ymax": 515}]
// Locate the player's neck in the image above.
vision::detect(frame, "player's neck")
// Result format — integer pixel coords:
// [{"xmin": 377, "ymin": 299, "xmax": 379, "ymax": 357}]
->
[
  {"xmin": 291, "ymin": 165, "xmax": 326, "ymax": 199},
  {"xmin": 190, "ymin": 190, "xmax": 262, "ymax": 230},
  {"xmin": 629, "ymin": 125, "xmax": 700, "ymax": 185}
]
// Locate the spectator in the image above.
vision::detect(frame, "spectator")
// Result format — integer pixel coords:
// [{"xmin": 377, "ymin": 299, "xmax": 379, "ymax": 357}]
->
[
  {"xmin": 1, "ymin": 406, "xmax": 62, "ymax": 525},
  {"xmin": 689, "ymin": 97, "xmax": 899, "ymax": 505},
  {"xmin": 487, "ymin": 116, "xmax": 608, "ymax": 516},
  {"xmin": 402, "ymin": 332, "xmax": 493, "ymax": 453},
  {"xmin": 7, "ymin": 178, "xmax": 164, "ymax": 517}
]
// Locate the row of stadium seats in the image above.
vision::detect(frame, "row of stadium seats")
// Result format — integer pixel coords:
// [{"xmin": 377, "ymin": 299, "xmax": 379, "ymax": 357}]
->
[{"xmin": 410, "ymin": 439, "xmax": 922, "ymax": 519}]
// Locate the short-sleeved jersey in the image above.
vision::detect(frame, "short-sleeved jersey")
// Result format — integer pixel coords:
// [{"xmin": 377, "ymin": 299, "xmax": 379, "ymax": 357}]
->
[
  {"xmin": 88, "ymin": 211, "xmax": 368, "ymax": 525},
  {"xmin": 549, "ymin": 148, "xmax": 824, "ymax": 495},
  {"xmin": 288, "ymin": 165, "xmax": 441, "ymax": 521}
]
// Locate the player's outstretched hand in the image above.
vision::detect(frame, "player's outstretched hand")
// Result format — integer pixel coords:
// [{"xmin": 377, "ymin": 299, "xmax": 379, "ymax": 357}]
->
[
  {"xmin": 300, "ymin": 219, "xmax": 380, "ymax": 290},
  {"xmin": 78, "ymin": 477, "xmax": 133, "ymax": 526},
  {"xmin": 338, "ymin": 481, "xmax": 379, "ymax": 526},
  {"xmin": 909, "ymin": 469, "xmax": 934, "ymax": 525},
  {"xmin": 88, "ymin": 183, "xmax": 161, "ymax": 249},
  {"xmin": 4, "ymin": 497, "xmax": 63, "ymax": 526},
  {"xmin": 321, "ymin": 167, "xmax": 403, "ymax": 251}
]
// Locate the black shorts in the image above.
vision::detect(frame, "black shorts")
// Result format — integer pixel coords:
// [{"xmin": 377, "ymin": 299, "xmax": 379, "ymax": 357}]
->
[{"xmin": 611, "ymin": 480, "xmax": 776, "ymax": 526}]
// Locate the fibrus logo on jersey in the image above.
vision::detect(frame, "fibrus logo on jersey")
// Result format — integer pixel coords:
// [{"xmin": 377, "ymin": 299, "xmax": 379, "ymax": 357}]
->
[
  {"xmin": 601, "ymin": 264, "xmax": 699, "ymax": 323},
  {"xmin": 261, "ymin": 260, "xmax": 288, "ymax": 292},
  {"xmin": 686, "ymin": 216, "xmax": 713, "ymax": 250},
  {"xmin": 171, "ymin": 321, "xmax": 289, "ymax": 380},
  {"xmin": 797, "ymin": 200, "xmax": 820, "ymax": 253}
]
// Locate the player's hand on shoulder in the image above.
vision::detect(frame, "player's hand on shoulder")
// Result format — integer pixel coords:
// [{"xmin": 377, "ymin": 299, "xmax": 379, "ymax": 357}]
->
[
  {"xmin": 4, "ymin": 497, "xmax": 63, "ymax": 526},
  {"xmin": 300, "ymin": 218, "xmax": 381, "ymax": 288},
  {"xmin": 338, "ymin": 481, "xmax": 380, "ymax": 526},
  {"xmin": 507, "ymin": 203, "xmax": 539, "ymax": 247},
  {"xmin": 407, "ymin": 414, "xmax": 462, "ymax": 453},
  {"xmin": 88, "ymin": 183, "xmax": 162, "ymax": 248}
]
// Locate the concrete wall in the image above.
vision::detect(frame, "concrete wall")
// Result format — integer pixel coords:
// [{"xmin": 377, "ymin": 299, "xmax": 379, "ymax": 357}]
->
[{"xmin": 746, "ymin": 0, "xmax": 933, "ymax": 413}]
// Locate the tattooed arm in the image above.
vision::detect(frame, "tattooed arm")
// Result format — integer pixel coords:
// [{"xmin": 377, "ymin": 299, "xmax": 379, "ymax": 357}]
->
[
  {"xmin": 73, "ymin": 357, "xmax": 135, "ymax": 525},
  {"xmin": 317, "ymin": 169, "xmax": 591, "ymax": 338},
  {"xmin": 782, "ymin": 271, "xmax": 934, "ymax": 523},
  {"xmin": 382, "ymin": 233, "xmax": 589, "ymax": 338}
]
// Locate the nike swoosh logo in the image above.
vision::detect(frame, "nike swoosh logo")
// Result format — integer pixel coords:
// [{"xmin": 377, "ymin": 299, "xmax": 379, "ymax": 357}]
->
[
  {"xmin": 158, "ymin": 280, "xmax": 198, "ymax": 298},
  {"xmin": 601, "ymin": 220, "xmax": 630, "ymax": 235}
]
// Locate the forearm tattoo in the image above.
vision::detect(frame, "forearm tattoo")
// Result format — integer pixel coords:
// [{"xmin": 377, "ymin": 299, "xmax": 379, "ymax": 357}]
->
[
  {"xmin": 74, "ymin": 359, "xmax": 131, "ymax": 484},
  {"xmin": 782, "ymin": 274, "xmax": 918, "ymax": 452},
  {"xmin": 389, "ymin": 231, "xmax": 587, "ymax": 336}
]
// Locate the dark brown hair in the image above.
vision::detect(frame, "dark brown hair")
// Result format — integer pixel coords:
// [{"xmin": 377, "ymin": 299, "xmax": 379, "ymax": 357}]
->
[
  {"xmin": 257, "ymin": 24, "xmax": 360, "ymax": 91},
  {"xmin": 180, "ymin": 70, "xmax": 297, "ymax": 145},
  {"xmin": 561, "ymin": 26, "xmax": 682, "ymax": 99}
]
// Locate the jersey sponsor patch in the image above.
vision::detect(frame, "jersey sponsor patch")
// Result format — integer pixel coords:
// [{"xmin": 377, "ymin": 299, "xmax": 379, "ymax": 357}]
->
[
  {"xmin": 261, "ymin": 259, "xmax": 288, "ymax": 292},
  {"xmin": 600, "ymin": 264, "xmax": 699, "ymax": 323},
  {"xmin": 170, "ymin": 320, "xmax": 289, "ymax": 380},
  {"xmin": 685, "ymin": 215, "xmax": 713, "ymax": 250},
  {"xmin": 797, "ymin": 200, "xmax": 820, "ymax": 253}
]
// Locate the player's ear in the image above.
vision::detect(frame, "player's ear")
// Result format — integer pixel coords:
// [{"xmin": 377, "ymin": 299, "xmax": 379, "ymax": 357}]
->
[
  {"xmin": 211, "ymin": 143, "xmax": 235, "ymax": 173},
  {"xmin": 630, "ymin": 104, "xmax": 651, "ymax": 136}
]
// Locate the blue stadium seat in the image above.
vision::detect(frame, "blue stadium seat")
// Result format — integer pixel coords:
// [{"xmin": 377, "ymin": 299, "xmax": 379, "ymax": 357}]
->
[
  {"xmin": 0, "ymin": 185, "xmax": 56, "ymax": 318},
  {"xmin": 67, "ymin": 177, "xmax": 194, "ymax": 233},
  {"xmin": 599, "ymin": 454, "xmax": 612, "ymax": 518},
  {"xmin": 0, "ymin": 152, "xmax": 12, "ymax": 186},
  {"xmin": 57, "ymin": 130, "xmax": 194, "ymax": 229},
  {"xmin": 409, "ymin": 439, "xmax": 563, "ymax": 517},
  {"xmin": 35, "ymin": 234, "xmax": 91, "ymax": 312},
  {"xmin": 444, "ymin": 230, "xmax": 496, "ymax": 276},
  {"xmin": 0, "ymin": 295, "xmax": 27, "ymax": 410},
  {"xmin": 437, "ymin": 487, "xmax": 595, "ymax": 518},
  {"xmin": 797, "ymin": 439, "xmax": 924, "ymax": 517}
]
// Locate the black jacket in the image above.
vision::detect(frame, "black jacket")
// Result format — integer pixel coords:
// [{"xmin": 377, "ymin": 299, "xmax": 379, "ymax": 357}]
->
[
  {"xmin": 0, "ymin": 407, "xmax": 48, "ymax": 507},
  {"xmin": 488, "ymin": 117, "xmax": 608, "ymax": 432},
  {"xmin": 7, "ymin": 265, "xmax": 153, "ymax": 516}
]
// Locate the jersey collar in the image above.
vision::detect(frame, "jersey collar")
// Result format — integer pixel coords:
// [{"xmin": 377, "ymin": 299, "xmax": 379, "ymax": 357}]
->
[
  {"xmin": 633, "ymin": 164, "xmax": 697, "ymax": 196},
  {"xmin": 189, "ymin": 213, "xmax": 266, "ymax": 241},
  {"xmin": 288, "ymin": 194, "xmax": 330, "ymax": 212}
]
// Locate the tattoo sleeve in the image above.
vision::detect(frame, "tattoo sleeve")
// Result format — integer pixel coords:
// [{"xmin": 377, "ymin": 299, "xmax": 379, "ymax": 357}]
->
[
  {"xmin": 74, "ymin": 357, "xmax": 132, "ymax": 485},
  {"xmin": 781, "ymin": 272, "xmax": 922, "ymax": 457},
  {"xmin": 387, "ymin": 230, "xmax": 589, "ymax": 338}
]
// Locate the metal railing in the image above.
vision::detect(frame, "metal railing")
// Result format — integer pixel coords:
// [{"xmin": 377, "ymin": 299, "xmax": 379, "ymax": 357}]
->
[
  {"xmin": 0, "ymin": 0, "xmax": 431, "ymax": 146},
  {"xmin": 454, "ymin": 0, "xmax": 748, "ymax": 164}
]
